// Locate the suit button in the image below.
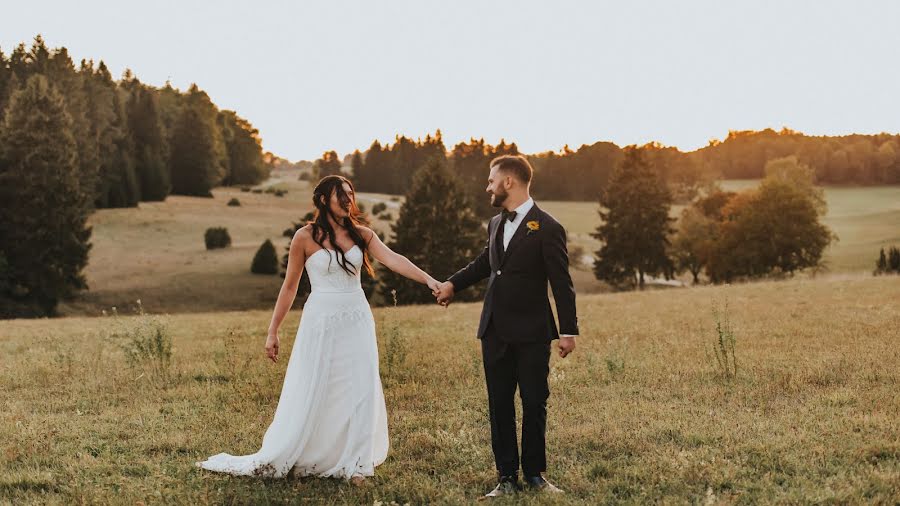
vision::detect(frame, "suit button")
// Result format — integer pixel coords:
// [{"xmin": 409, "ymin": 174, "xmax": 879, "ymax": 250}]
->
[{"xmin": 496, "ymin": 270, "xmax": 502, "ymax": 275}]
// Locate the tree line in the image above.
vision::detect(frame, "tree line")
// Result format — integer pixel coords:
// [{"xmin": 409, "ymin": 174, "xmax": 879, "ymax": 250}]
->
[
  {"xmin": 0, "ymin": 36, "xmax": 271, "ymax": 317},
  {"xmin": 320, "ymin": 127, "xmax": 900, "ymax": 212}
]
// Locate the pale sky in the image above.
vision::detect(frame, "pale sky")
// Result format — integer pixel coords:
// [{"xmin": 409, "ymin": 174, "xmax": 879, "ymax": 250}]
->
[{"xmin": 4, "ymin": 1, "xmax": 900, "ymax": 162}]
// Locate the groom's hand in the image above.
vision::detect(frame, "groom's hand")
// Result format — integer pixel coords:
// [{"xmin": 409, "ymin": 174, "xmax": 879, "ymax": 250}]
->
[
  {"xmin": 436, "ymin": 281, "xmax": 455, "ymax": 307},
  {"xmin": 558, "ymin": 336, "xmax": 576, "ymax": 358}
]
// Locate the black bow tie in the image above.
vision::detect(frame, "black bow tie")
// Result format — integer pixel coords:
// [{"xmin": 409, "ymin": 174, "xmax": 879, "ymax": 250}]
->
[{"xmin": 502, "ymin": 209, "xmax": 517, "ymax": 222}]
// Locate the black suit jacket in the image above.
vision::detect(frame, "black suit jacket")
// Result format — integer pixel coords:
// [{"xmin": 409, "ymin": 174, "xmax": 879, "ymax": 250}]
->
[{"xmin": 449, "ymin": 203, "xmax": 579, "ymax": 342}]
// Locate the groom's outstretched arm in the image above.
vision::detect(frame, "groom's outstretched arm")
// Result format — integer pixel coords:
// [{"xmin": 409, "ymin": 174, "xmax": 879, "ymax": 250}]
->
[
  {"xmin": 542, "ymin": 219, "xmax": 579, "ymax": 336},
  {"xmin": 448, "ymin": 244, "xmax": 491, "ymax": 293}
]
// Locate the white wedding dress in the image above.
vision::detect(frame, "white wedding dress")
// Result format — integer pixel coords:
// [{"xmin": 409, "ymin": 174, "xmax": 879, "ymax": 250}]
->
[{"xmin": 197, "ymin": 245, "xmax": 389, "ymax": 479}]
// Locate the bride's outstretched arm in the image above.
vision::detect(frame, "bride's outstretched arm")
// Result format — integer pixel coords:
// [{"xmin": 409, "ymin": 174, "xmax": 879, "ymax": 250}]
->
[
  {"xmin": 364, "ymin": 228, "xmax": 441, "ymax": 294},
  {"xmin": 265, "ymin": 228, "xmax": 308, "ymax": 362}
]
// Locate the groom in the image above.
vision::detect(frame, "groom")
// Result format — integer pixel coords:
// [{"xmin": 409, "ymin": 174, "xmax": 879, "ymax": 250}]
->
[{"xmin": 435, "ymin": 155, "xmax": 579, "ymax": 498}]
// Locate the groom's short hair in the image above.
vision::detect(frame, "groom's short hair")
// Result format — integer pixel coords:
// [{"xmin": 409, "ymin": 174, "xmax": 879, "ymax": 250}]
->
[{"xmin": 490, "ymin": 155, "xmax": 533, "ymax": 185}]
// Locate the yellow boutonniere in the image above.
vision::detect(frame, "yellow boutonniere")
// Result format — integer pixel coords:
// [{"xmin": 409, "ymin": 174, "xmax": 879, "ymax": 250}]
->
[{"xmin": 526, "ymin": 220, "xmax": 540, "ymax": 233}]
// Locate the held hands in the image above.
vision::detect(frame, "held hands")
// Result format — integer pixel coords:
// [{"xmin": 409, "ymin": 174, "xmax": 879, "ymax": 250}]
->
[
  {"xmin": 426, "ymin": 277, "xmax": 442, "ymax": 298},
  {"xmin": 265, "ymin": 333, "xmax": 280, "ymax": 363},
  {"xmin": 425, "ymin": 277, "xmax": 454, "ymax": 307},
  {"xmin": 435, "ymin": 281, "xmax": 455, "ymax": 307}
]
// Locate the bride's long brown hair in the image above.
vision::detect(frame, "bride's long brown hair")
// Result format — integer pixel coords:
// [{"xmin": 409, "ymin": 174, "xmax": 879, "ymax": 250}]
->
[{"xmin": 308, "ymin": 175, "xmax": 375, "ymax": 277}]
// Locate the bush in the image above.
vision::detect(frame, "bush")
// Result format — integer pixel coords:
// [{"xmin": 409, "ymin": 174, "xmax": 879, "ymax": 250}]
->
[
  {"xmin": 379, "ymin": 212, "xmax": 393, "ymax": 221},
  {"xmin": 274, "ymin": 190, "xmax": 286, "ymax": 197},
  {"xmin": 251, "ymin": 239, "xmax": 279, "ymax": 275},
  {"xmin": 240, "ymin": 187, "xmax": 251, "ymax": 192},
  {"xmin": 227, "ymin": 198, "xmax": 241, "ymax": 207},
  {"xmin": 251, "ymin": 189, "xmax": 263, "ymax": 194},
  {"xmin": 204, "ymin": 227, "xmax": 231, "ymax": 249},
  {"xmin": 371, "ymin": 202, "xmax": 387, "ymax": 215},
  {"xmin": 299, "ymin": 172, "xmax": 311, "ymax": 181}
]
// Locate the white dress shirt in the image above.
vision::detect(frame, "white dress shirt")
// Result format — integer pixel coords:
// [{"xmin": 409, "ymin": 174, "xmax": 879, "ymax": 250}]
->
[
  {"xmin": 502, "ymin": 197, "xmax": 535, "ymax": 249},
  {"xmin": 501, "ymin": 197, "xmax": 576, "ymax": 338}
]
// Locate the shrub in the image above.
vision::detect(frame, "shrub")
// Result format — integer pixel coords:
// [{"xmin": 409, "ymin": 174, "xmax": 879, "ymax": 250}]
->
[
  {"xmin": 251, "ymin": 239, "xmax": 279, "ymax": 275},
  {"xmin": 240, "ymin": 187, "xmax": 251, "ymax": 192},
  {"xmin": 371, "ymin": 202, "xmax": 387, "ymax": 215},
  {"xmin": 205, "ymin": 227, "xmax": 231, "ymax": 249},
  {"xmin": 379, "ymin": 212, "xmax": 393, "ymax": 221},
  {"xmin": 227, "ymin": 198, "xmax": 241, "ymax": 207}
]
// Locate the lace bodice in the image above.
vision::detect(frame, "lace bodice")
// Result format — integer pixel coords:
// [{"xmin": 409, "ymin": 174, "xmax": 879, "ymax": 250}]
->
[{"xmin": 305, "ymin": 245, "xmax": 364, "ymax": 293}]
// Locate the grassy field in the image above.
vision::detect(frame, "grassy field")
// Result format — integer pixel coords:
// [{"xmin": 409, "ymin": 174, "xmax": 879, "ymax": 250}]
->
[
  {"xmin": 2, "ymin": 275, "xmax": 898, "ymax": 504},
  {"xmin": 60, "ymin": 174, "xmax": 900, "ymax": 316},
  {"xmin": 60, "ymin": 172, "xmax": 397, "ymax": 317}
]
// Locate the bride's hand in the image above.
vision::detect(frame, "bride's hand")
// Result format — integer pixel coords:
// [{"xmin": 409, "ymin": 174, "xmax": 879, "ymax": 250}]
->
[
  {"xmin": 426, "ymin": 277, "xmax": 442, "ymax": 296},
  {"xmin": 265, "ymin": 334, "xmax": 280, "ymax": 363}
]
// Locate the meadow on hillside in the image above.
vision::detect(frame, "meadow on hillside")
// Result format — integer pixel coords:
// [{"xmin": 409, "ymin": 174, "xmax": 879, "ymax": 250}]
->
[
  {"xmin": 62, "ymin": 174, "xmax": 900, "ymax": 316},
  {"xmin": 2, "ymin": 275, "xmax": 898, "ymax": 504}
]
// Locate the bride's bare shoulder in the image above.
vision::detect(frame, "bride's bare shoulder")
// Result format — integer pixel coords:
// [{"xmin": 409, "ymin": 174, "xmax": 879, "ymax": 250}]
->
[
  {"xmin": 291, "ymin": 225, "xmax": 314, "ymax": 249},
  {"xmin": 357, "ymin": 225, "xmax": 376, "ymax": 243}
]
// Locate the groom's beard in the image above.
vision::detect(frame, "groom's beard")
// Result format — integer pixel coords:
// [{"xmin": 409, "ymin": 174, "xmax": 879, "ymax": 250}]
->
[{"xmin": 490, "ymin": 190, "xmax": 508, "ymax": 207}]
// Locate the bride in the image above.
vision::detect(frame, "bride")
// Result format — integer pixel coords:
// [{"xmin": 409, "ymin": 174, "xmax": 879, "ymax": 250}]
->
[{"xmin": 197, "ymin": 175, "xmax": 441, "ymax": 484}]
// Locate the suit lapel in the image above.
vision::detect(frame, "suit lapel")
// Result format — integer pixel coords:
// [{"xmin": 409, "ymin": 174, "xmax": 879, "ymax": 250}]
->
[
  {"xmin": 501, "ymin": 204, "xmax": 541, "ymax": 266},
  {"xmin": 488, "ymin": 215, "xmax": 501, "ymax": 270}
]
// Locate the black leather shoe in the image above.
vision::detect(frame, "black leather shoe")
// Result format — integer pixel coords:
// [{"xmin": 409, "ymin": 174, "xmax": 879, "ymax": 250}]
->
[
  {"xmin": 524, "ymin": 474, "xmax": 563, "ymax": 493},
  {"xmin": 479, "ymin": 476, "xmax": 521, "ymax": 500}
]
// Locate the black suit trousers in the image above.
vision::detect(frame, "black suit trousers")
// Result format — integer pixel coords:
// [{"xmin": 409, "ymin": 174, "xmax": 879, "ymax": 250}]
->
[{"xmin": 481, "ymin": 319, "xmax": 551, "ymax": 477}]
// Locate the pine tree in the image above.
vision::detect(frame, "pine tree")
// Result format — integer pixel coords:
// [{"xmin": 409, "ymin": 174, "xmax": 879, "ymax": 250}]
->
[
  {"xmin": 126, "ymin": 84, "xmax": 170, "ymax": 200},
  {"xmin": 356, "ymin": 140, "xmax": 384, "ymax": 192},
  {"xmin": 0, "ymin": 48, "xmax": 12, "ymax": 123},
  {"xmin": 85, "ymin": 61, "xmax": 139, "ymax": 208},
  {"xmin": 0, "ymin": 74, "xmax": 92, "ymax": 316},
  {"xmin": 48, "ymin": 49, "xmax": 98, "ymax": 204},
  {"xmin": 889, "ymin": 246, "xmax": 900, "ymax": 273},
  {"xmin": 593, "ymin": 146, "xmax": 675, "ymax": 289},
  {"xmin": 875, "ymin": 247, "xmax": 888, "ymax": 274},
  {"xmin": 251, "ymin": 239, "xmax": 279, "ymax": 274},
  {"xmin": 169, "ymin": 88, "xmax": 218, "ymax": 196},
  {"xmin": 450, "ymin": 138, "xmax": 517, "ymax": 218},
  {"xmin": 349, "ymin": 150, "xmax": 363, "ymax": 181},
  {"xmin": 378, "ymin": 157, "xmax": 484, "ymax": 305},
  {"xmin": 108, "ymin": 87, "xmax": 140, "ymax": 206},
  {"xmin": 219, "ymin": 110, "xmax": 268, "ymax": 186}
]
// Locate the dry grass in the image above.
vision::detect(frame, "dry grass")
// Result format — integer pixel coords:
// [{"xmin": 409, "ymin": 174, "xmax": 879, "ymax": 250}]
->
[{"xmin": 2, "ymin": 275, "xmax": 899, "ymax": 504}]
